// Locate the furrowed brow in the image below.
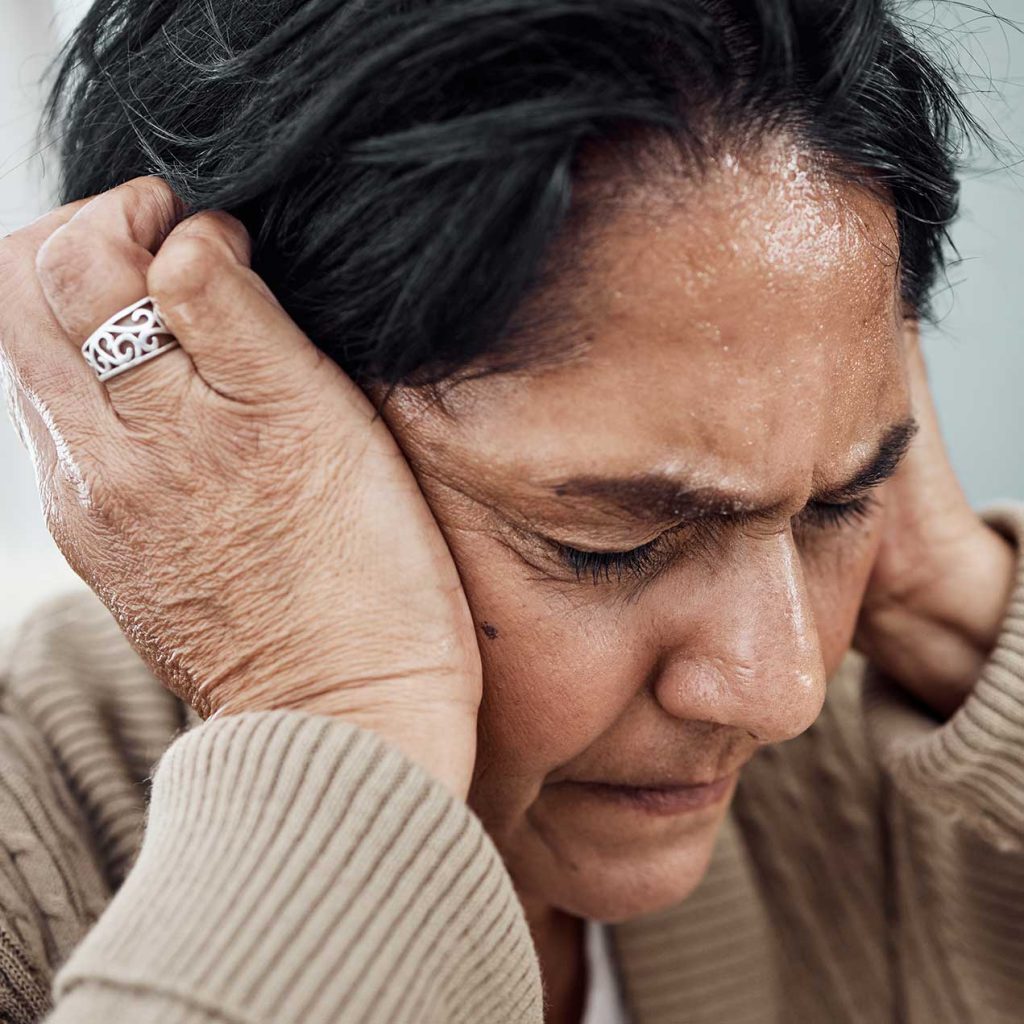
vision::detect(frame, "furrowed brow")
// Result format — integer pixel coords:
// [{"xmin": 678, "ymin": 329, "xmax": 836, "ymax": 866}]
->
[
  {"xmin": 545, "ymin": 416, "xmax": 919, "ymax": 525},
  {"xmin": 813, "ymin": 416, "xmax": 919, "ymax": 502},
  {"xmin": 548, "ymin": 477, "xmax": 776, "ymax": 525}
]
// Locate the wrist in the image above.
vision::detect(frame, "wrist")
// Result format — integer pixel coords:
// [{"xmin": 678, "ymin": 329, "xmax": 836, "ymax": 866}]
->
[
  {"xmin": 319, "ymin": 700, "xmax": 477, "ymax": 800},
  {"xmin": 210, "ymin": 687, "xmax": 478, "ymax": 800}
]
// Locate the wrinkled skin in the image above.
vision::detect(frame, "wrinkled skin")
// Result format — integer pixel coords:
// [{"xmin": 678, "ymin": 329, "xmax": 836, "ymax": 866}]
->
[
  {"xmin": 2, "ymin": 136, "xmax": 1015, "ymax": 1024},
  {"xmin": 375, "ymin": 138, "xmax": 910, "ymax": 924},
  {"xmin": 0, "ymin": 186, "xmax": 483, "ymax": 797}
]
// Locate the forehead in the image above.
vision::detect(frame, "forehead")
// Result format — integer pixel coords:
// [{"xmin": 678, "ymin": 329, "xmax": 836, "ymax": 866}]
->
[{"xmin": 390, "ymin": 139, "xmax": 908, "ymax": 496}]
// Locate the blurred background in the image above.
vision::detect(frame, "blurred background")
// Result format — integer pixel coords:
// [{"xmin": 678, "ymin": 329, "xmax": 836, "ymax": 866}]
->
[{"xmin": 1, "ymin": 0, "xmax": 1022, "ymax": 634}]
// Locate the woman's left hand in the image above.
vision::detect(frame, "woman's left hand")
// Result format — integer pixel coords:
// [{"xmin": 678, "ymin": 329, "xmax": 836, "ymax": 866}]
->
[{"xmin": 852, "ymin": 321, "xmax": 1017, "ymax": 718}]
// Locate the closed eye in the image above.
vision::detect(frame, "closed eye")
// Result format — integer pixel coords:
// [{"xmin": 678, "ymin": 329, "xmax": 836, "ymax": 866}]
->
[
  {"xmin": 552, "ymin": 493, "xmax": 880, "ymax": 584},
  {"xmin": 795, "ymin": 492, "xmax": 879, "ymax": 531},
  {"xmin": 554, "ymin": 534, "xmax": 667, "ymax": 584}
]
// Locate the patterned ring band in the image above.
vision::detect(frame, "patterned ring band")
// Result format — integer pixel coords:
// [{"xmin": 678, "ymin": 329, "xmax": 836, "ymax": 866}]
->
[{"xmin": 81, "ymin": 296, "xmax": 179, "ymax": 382}]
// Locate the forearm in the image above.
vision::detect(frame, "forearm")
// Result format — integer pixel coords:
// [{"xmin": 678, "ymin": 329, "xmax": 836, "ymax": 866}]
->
[{"xmin": 48, "ymin": 711, "xmax": 539, "ymax": 1024}]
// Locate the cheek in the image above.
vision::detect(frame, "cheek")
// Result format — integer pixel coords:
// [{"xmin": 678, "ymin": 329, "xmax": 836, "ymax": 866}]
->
[
  {"xmin": 802, "ymin": 522, "xmax": 884, "ymax": 676},
  {"xmin": 473, "ymin": 587, "xmax": 638, "ymax": 780},
  {"xmin": 447, "ymin": 532, "xmax": 641, "ymax": 801}
]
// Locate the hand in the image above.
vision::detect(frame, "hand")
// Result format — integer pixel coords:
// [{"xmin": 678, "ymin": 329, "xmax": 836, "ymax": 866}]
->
[
  {"xmin": 0, "ymin": 177, "xmax": 481, "ymax": 797},
  {"xmin": 852, "ymin": 321, "xmax": 1017, "ymax": 718}
]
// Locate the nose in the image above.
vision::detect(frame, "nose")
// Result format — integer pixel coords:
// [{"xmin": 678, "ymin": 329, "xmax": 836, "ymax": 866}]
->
[{"xmin": 652, "ymin": 527, "xmax": 827, "ymax": 744}]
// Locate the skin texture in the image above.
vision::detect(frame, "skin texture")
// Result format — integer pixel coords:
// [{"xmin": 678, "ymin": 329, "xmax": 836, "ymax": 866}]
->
[
  {"xmin": 370, "ymin": 139, "xmax": 1016, "ymax": 1019},
  {"xmin": 1, "ymin": 143, "xmax": 1016, "ymax": 1024},
  {"xmin": 0, "ymin": 181, "xmax": 484, "ymax": 796},
  {"xmin": 376, "ymin": 139, "xmax": 909, "ymax": 924}
]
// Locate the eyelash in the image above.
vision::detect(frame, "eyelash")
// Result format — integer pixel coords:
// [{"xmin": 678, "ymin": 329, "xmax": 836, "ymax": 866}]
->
[{"xmin": 553, "ymin": 493, "xmax": 879, "ymax": 584}]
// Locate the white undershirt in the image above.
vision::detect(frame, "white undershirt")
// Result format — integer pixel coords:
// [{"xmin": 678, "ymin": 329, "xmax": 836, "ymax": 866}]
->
[{"xmin": 581, "ymin": 920, "xmax": 629, "ymax": 1024}]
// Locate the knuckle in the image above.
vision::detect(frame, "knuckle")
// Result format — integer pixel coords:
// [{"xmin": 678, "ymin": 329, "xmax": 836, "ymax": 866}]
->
[
  {"xmin": 33, "ymin": 222, "xmax": 88, "ymax": 295},
  {"xmin": 125, "ymin": 173, "xmax": 179, "ymax": 199},
  {"xmin": 148, "ymin": 233, "xmax": 224, "ymax": 307},
  {"xmin": 181, "ymin": 210, "xmax": 252, "ymax": 266},
  {"xmin": 122, "ymin": 175, "xmax": 185, "ymax": 226},
  {"xmin": 196, "ymin": 209, "xmax": 252, "ymax": 266},
  {"xmin": 76, "ymin": 449, "xmax": 143, "ymax": 526}
]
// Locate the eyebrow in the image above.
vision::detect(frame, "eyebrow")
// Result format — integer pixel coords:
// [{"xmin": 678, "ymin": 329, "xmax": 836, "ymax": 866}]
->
[{"xmin": 546, "ymin": 416, "xmax": 920, "ymax": 526}]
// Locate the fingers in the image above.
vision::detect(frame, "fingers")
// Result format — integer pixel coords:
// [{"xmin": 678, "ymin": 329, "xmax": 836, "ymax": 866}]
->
[
  {"xmin": 0, "ymin": 194, "xmax": 110, "ymax": 462},
  {"xmin": 33, "ymin": 176, "xmax": 195, "ymax": 420},
  {"xmin": 11, "ymin": 172, "xmax": 336, "ymax": 448},
  {"xmin": 0, "ymin": 194, "xmax": 114, "ymax": 540},
  {"xmin": 146, "ymin": 211, "xmax": 331, "ymax": 404},
  {"xmin": 36, "ymin": 177, "xmax": 184, "ymax": 339}
]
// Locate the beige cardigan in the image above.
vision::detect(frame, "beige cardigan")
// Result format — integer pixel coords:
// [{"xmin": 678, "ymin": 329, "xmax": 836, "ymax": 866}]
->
[{"xmin": 1, "ymin": 500, "xmax": 1023, "ymax": 1024}]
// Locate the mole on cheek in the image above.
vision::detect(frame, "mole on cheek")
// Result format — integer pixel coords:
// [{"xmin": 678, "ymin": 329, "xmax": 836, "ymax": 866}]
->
[{"xmin": 481, "ymin": 622, "xmax": 500, "ymax": 640}]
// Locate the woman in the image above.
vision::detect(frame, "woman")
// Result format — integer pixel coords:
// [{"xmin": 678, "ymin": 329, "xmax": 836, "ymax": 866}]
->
[{"xmin": 1, "ymin": 1, "xmax": 1022, "ymax": 1022}]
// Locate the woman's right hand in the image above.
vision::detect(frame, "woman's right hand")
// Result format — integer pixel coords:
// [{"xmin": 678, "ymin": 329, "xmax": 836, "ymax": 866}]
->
[{"xmin": 0, "ymin": 176, "xmax": 481, "ymax": 797}]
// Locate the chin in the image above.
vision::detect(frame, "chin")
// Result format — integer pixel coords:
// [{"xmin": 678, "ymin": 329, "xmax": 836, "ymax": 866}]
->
[
  {"xmin": 556, "ymin": 827, "xmax": 723, "ymax": 922},
  {"xmin": 501, "ymin": 781, "xmax": 735, "ymax": 923}
]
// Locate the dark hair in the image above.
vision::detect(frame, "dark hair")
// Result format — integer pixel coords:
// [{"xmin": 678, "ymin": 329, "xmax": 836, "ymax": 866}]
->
[{"xmin": 42, "ymin": 0, "xmax": 979, "ymax": 386}]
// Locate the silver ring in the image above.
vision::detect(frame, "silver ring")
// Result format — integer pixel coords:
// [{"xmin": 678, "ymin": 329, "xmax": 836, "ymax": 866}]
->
[{"xmin": 81, "ymin": 296, "xmax": 179, "ymax": 382}]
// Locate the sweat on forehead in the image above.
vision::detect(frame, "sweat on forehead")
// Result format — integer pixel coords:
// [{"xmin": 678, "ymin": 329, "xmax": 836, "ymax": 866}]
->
[
  {"xmin": 567, "ymin": 136, "xmax": 899, "ymax": 294},
  {"xmin": 410, "ymin": 138, "xmax": 903, "ymax": 425}
]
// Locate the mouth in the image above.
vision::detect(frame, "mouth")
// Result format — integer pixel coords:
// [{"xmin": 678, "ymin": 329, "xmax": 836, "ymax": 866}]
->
[{"xmin": 562, "ymin": 772, "xmax": 738, "ymax": 816}]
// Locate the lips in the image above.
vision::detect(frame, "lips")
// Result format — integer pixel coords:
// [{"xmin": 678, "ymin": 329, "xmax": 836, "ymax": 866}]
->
[
  {"xmin": 575, "ymin": 774, "xmax": 726, "ymax": 789},
  {"xmin": 563, "ymin": 772, "xmax": 738, "ymax": 816},
  {"xmin": 567, "ymin": 755, "xmax": 751, "ymax": 791}
]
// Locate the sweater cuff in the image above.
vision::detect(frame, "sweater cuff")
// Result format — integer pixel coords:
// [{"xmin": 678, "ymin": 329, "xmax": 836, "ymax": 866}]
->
[
  {"xmin": 50, "ymin": 712, "xmax": 541, "ymax": 1024},
  {"xmin": 862, "ymin": 499, "xmax": 1024, "ymax": 851}
]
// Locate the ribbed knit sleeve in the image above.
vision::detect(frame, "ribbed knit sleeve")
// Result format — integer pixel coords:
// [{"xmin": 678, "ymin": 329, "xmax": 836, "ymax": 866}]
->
[
  {"xmin": 862, "ymin": 499, "xmax": 1024, "ymax": 850},
  {"xmin": 47, "ymin": 712, "xmax": 542, "ymax": 1024}
]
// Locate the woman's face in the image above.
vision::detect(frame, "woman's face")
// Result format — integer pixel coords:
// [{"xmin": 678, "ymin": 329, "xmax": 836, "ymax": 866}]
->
[{"xmin": 377, "ymin": 139, "xmax": 912, "ymax": 922}]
